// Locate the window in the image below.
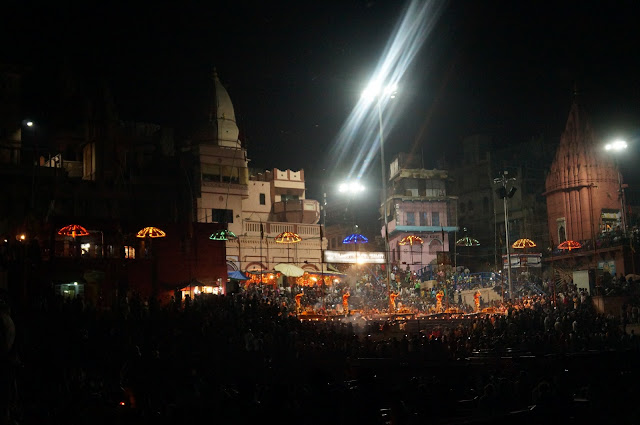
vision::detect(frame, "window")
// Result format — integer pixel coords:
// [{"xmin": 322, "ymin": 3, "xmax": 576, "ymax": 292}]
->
[
  {"xmin": 419, "ymin": 212, "xmax": 428, "ymax": 226},
  {"xmin": 428, "ymin": 239, "xmax": 442, "ymax": 254},
  {"xmin": 601, "ymin": 210, "xmax": 620, "ymax": 233},
  {"xmin": 124, "ymin": 246, "xmax": 136, "ymax": 259},
  {"xmin": 406, "ymin": 212, "xmax": 415, "ymax": 226},
  {"xmin": 281, "ymin": 194, "xmax": 299, "ymax": 202},
  {"xmin": 212, "ymin": 209, "xmax": 233, "ymax": 224},
  {"xmin": 221, "ymin": 166, "xmax": 239, "ymax": 184},
  {"xmin": 202, "ymin": 164, "xmax": 221, "ymax": 182},
  {"xmin": 432, "ymin": 212, "xmax": 440, "ymax": 227},
  {"xmin": 83, "ymin": 142, "xmax": 96, "ymax": 181},
  {"xmin": 556, "ymin": 217, "xmax": 566, "ymax": 243},
  {"xmin": 259, "ymin": 193, "xmax": 266, "ymax": 205}
]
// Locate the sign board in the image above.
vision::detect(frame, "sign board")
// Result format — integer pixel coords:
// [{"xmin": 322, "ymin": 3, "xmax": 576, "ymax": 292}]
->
[
  {"xmin": 573, "ymin": 270, "xmax": 593, "ymax": 295},
  {"xmin": 597, "ymin": 260, "xmax": 616, "ymax": 276},
  {"xmin": 324, "ymin": 250, "xmax": 385, "ymax": 264},
  {"xmin": 502, "ymin": 253, "xmax": 542, "ymax": 268}
]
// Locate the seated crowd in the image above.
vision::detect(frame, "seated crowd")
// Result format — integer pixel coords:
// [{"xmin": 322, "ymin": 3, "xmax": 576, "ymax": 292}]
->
[{"xmin": 1, "ymin": 273, "xmax": 639, "ymax": 425}]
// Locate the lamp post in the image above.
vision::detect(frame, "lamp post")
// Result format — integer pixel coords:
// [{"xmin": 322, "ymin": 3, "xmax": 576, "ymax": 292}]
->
[
  {"xmin": 321, "ymin": 188, "xmax": 327, "ymax": 314},
  {"xmin": 605, "ymin": 140, "xmax": 628, "ymax": 234},
  {"xmin": 494, "ymin": 171, "xmax": 517, "ymax": 301},
  {"xmin": 362, "ymin": 81, "xmax": 397, "ymax": 313},
  {"xmin": 23, "ymin": 120, "xmax": 37, "ymax": 209}
]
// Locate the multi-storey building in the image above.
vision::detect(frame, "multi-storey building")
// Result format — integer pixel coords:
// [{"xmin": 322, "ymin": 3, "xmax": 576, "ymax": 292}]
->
[
  {"xmin": 187, "ymin": 70, "xmax": 323, "ymax": 275},
  {"xmin": 0, "ymin": 65, "xmax": 227, "ymax": 305},
  {"xmin": 449, "ymin": 134, "xmax": 553, "ymax": 273},
  {"xmin": 382, "ymin": 152, "xmax": 458, "ymax": 274},
  {"xmin": 0, "ymin": 65, "xmax": 22, "ymax": 166}
]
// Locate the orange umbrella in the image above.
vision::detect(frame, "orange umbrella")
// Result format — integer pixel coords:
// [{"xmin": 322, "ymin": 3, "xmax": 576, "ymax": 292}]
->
[
  {"xmin": 58, "ymin": 224, "xmax": 89, "ymax": 239},
  {"xmin": 398, "ymin": 235, "xmax": 424, "ymax": 246},
  {"xmin": 274, "ymin": 231, "xmax": 301, "ymax": 244},
  {"xmin": 136, "ymin": 226, "xmax": 166, "ymax": 238},
  {"xmin": 558, "ymin": 240, "xmax": 581, "ymax": 251},
  {"xmin": 512, "ymin": 238, "xmax": 536, "ymax": 249}
]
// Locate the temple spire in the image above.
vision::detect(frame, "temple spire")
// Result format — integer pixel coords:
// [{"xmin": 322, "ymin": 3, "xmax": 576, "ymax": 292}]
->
[
  {"xmin": 572, "ymin": 81, "xmax": 580, "ymax": 104},
  {"xmin": 208, "ymin": 67, "xmax": 218, "ymax": 123}
]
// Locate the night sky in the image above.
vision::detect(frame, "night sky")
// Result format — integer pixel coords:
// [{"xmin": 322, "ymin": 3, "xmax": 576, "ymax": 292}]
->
[{"xmin": 3, "ymin": 0, "xmax": 640, "ymax": 199}]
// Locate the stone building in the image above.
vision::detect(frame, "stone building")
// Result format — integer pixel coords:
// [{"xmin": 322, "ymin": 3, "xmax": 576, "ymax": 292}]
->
[
  {"xmin": 544, "ymin": 97, "xmax": 632, "ymax": 280},
  {"xmin": 382, "ymin": 152, "xmax": 458, "ymax": 274},
  {"xmin": 187, "ymin": 70, "xmax": 323, "ymax": 275}
]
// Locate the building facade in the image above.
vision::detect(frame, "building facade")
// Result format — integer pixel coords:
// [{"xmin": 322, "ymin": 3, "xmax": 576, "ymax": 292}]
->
[
  {"xmin": 383, "ymin": 152, "xmax": 458, "ymax": 274},
  {"xmin": 544, "ymin": 98, "xmax": 632, "ymax": 280},
  {"xmin": 449, "ymin": 134, "xmax": 553, "ymax": 275},
  {"xmin": 0, "ymin": 65, "xmax": 228, "ymax": 306},
  {"xmin": 189, "ymin": 70, "xmax": 324, "ymax": 274}
]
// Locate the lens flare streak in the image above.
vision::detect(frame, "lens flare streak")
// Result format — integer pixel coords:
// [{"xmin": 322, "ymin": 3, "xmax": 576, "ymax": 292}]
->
[{"xmin": 328, "ymin": 0, "xmax": 446, "ymax": 178}]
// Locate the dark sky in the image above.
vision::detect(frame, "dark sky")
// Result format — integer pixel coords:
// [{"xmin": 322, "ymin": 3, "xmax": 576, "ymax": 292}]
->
[{"xmin": 4, "ymin": 0, "xmax": 640, "ymax": 199}]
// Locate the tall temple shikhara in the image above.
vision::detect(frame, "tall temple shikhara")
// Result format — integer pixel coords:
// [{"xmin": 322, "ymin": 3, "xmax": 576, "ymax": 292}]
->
[
  {"xmin": 545, "ymin": 98, "xmax": 622, "ymax": 245},
  {"xmin": 544, "ymin": 96, "xmax": 627, "ymax": 274}
]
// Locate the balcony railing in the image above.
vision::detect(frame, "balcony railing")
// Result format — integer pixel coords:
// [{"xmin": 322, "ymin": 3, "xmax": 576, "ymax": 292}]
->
[{"xmin": 243, "ymin": 221, "xmax": 321, "ymax": 239}]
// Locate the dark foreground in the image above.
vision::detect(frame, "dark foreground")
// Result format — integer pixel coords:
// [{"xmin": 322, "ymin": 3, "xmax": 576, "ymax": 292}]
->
[{"xmin": 3, "ymin": 292, "xmax": 640, "ymax": 425}]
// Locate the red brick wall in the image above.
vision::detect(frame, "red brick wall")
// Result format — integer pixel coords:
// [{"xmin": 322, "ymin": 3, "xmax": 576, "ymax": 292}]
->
[{"xmin": 127, "ymin": 222, "xmax": 227, "ymax": 300}]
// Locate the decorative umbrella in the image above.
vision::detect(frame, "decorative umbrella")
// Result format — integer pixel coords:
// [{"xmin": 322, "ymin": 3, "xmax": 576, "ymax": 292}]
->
[
  {"xmin": 558, "ymin": 240, "xmax": 582, "ymax": 251},
  {"xmin": 512, "ymin": 238, "xmax": 536, "ymax": 249},
  {"xmin": 398, "ymin": 235, "xmax": 424, "ymax": 246},
  {"xmin": 210, "ymin": 229, "xmax": 237, "ymax": 241},
  {"xmin": 456, "ymin": 236, "xmax": 480, "ymax": 247},
  {"xmin": 512, "ymin": 238, "xmax": 536, "ymax": 277},
  {"xmin": 136, "ymin": 227, "xmax": 166, "ymax": 238},
  {"xmin": 58, "ymin": 224, "xmax": 89, "ymax": 239},
  {"xmin": 342, "ymin": 233, "xmax": 368, "ymax": 265},
  {"xmin": 274, "ymin": 263, "xmax": 305, "ymax": 277},
  {"xmin": 274, "ymin": 231, "xmax": 302, "ymax": 290},
  {"xmin": 275, "ymin": 231, "xmax": 302, "ymax": 243},
  {"xmin": 342, "ymin": 233, "xmax": 369, "ymax": 244}
]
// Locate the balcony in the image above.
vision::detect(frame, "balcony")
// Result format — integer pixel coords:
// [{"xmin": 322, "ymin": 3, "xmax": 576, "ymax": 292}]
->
[
  {"xmin": 271, "ymin": 199, "xmax": 320, "ymax": 224},
  {"xmin": 201, "ymin": 181, "xmax": 249, "ymax": 198},
  {"xmin": 243, "ymin": 221, "xmax": 321, "ymax": 239}
]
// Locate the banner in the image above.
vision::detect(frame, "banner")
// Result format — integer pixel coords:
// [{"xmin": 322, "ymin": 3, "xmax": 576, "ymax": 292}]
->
[
  {"xmin": 324, "ymin": 250, "xmax": 385, "ymax": 264},
  {"xmin": 502, "ymin": 253, "xmax": 542, "ymax": 268}
]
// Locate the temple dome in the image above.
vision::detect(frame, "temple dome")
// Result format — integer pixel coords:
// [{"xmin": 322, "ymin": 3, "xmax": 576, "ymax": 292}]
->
[{"xmin": 193, "ymin": 69, "xmax": 241, "ymax": 148}]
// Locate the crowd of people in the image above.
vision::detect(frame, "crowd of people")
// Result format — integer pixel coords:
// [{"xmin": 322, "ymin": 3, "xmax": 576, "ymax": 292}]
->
[{"xmin": 0, "ymin": 274, "xmax": 639, "ymax": 425}]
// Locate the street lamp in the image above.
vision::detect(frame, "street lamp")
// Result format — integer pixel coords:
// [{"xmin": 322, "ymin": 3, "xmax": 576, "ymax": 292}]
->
[
  {"xmin": 605, "ymin": 139, "xmax": 628, "ymax": 233},
  {"xmin": 362, "ymin": 80, "xmax": 397, "ymax": 312},
  {"xmin": 494, "ymin": 171, "xmax": 517, "ymax": 301},
  {"xmin": 338, "ymin": 180, "xmax": 365, "ymax": 194}
]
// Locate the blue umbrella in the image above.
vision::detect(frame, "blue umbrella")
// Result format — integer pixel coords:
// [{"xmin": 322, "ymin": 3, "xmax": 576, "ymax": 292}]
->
[
  {"xmin": 343, "ymin": 233, "xmax": 368, "ymax": 266},
  {"xmin": 342, "ymin": 233, "xmax": 369, "ymax": 244}
]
